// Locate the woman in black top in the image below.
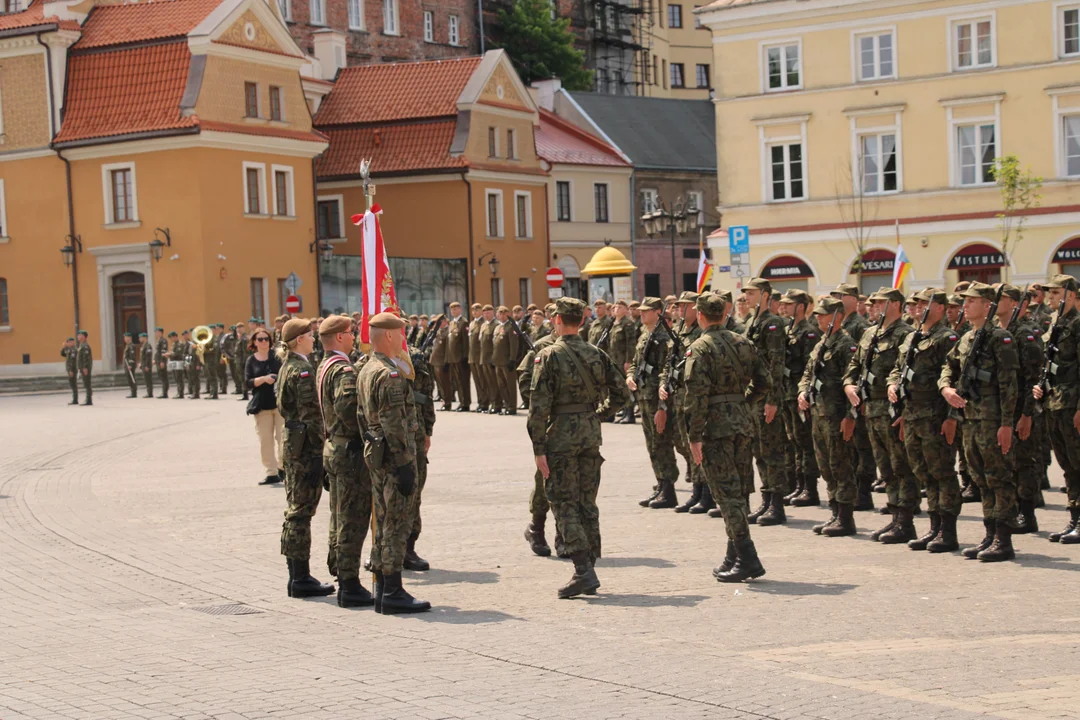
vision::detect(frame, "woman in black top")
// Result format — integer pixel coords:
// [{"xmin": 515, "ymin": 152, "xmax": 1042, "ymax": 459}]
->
[{"xmin": 246, "ymin": 328, "xmax": 284, "ymax": 485}]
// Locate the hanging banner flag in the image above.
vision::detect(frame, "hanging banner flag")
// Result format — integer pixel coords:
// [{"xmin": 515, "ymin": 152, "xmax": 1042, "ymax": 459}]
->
[
  {"xmin": 892, "ymin": 244, "xmax": 912, "ymax": 289},
  {"xmin": 696, "ymin": 246, "xmax": 713, "ymax": 293},
  {"xmin": 352, "ymin": 205, "xmax": 413, "ymax": 377}
]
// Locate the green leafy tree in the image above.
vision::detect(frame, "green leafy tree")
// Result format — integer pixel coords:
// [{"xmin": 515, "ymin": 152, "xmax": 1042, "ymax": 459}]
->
[
  {"xmin": 492, "ymin": 0, "xmax": 593, "ymax": 91},
  {"xmin": 991, "ymin": 155, "xmax": 1043, "ymax": 281}
]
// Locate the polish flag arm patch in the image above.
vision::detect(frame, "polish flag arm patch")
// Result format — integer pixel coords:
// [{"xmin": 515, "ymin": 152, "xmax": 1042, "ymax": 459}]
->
[{"xmin": 300, "ymin": 370, "xmax": 310, "ymax": 378}]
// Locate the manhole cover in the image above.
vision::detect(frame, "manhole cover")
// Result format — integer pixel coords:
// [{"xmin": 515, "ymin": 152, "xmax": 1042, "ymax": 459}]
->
[{"xmin": 190, "ymin": 603, "xmax": 263, "ymax": 616}]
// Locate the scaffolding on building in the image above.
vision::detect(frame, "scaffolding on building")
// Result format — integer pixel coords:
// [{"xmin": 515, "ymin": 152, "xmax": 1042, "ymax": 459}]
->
[{"xmin": 586, "ymin": 0, "xmax": 650, "ymax": 96}]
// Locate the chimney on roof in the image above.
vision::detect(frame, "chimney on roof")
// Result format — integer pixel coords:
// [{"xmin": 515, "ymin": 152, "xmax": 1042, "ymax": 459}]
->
[
  {"xmin": 530, "ymin": 79, "xmax": 562, "ymax": 112},
  {"xmin": 311, "ymin": 29, "xmax": 347, "ymax": 82}
]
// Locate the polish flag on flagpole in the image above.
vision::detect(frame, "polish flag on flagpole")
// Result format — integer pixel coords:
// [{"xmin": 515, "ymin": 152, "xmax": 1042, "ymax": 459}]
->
[{"xmin": 351, "ymin": 205, "xmax": 412, "ymax": 374}]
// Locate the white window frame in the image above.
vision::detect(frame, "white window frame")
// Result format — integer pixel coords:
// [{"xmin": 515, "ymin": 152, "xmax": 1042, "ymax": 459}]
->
[
  {"xmin": 1049, "ymin": 86, "xmax": 1080, "ymax": 178},
  {"xmin": 593, "ymin": 182, "xmax": 610, "ymax": 223},
  {"xmin": 944, "ymin": 97, "xmax": 1001, "ymax": 188},
  {"xmin": 668, "ymin": 4, "xmax": 682, "ymax": 29},
  {"xmin": 686, "ymin": 189, "xmax": 704, "ymax": 223},
  {"xmin": 948, "ymin": 13, "xmax": 996, "ymax": 72},
  {"xmin": 670, "ymin": 62, "xmax": 685, "ymax": 88},
  {"xmin": 278, "ymin": 0, "xmax": 291, "ymax": 22},
  {"xmin": 271, "ymin": 165, "xmax": 296, "ymax": 218},
  {"xmin": 101, "ymin": 161, "xmax": 139, "ymax": 225},
  {"xmin": 1056, "ymin": 3, "xmax": 1080, "ymax": 58},
  {"xmin": 310, "ymin": 0, "xmax": 326, "ymax": 26},
  {"xmin": 347, "ymin": 0, "xmax": 364, "ymax": 30},
  {"xmin": 760, "ymin": 38, "xmax": 802, "ymax": 93},
  {"xmin": 242, "ymin": 161, "xmax": 268, "ymax": 216},
  {"xmin": 756, "ymin": 115, "xmax": 809, "ymax": 203},
  {"xmin": 316, "ymin": 193, "xmax": 346, "ymax": 240},
  {"xmin": 1064, "ymin": 113, "xmax": 1080, "ymax": 178},
  {"xmin": 852, "ymin": 27, "xmax": 897, "ymax": 83},
  {"xmin": 423, "ymin": 10, "xmax": 434, "ymax": 42},
  {"xmin": 0, "ymin": 179, "xmax": 7, "ymax": 239},
  {"xmin": 514, "ymin": 190, "xmax": 532, "ymax": 238},
  {"xmin": 555, "ymin": 179, "xmax": 573, "ymax": 221},
  {"xmin": 641, "ymin": 188, "xmax": 658, "ymax": 214},
  {"xmin": 486, "ymin": 189, "xmax": 504, "ymax": 238},
  {"xmin": 695, "ymin": 63, "xmax": 710, "ymax": 88},
  {"xmin": 383, "ymin": 0, "xmax": 400, "ymax": 36},
  {"xmin": 847, "ymin": 108, "xmax": 904, "ymax": 196},
  {"xmin": 449, "ymin": 15, "xmax": 460, "ymax": 45}
]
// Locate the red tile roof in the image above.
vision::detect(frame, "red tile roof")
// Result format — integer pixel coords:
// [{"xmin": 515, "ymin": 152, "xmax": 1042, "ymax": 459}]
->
[
  {"xmin": 75, "ymin": 0, "xmax": 223, "ymax": 50},
  {"xmin": 0, "ymin": 1, "xmax": 80, "ymax": 32},
  {"xmin": 313, "ymin": 56, "xmax": 483, "ymax": 127},
  {"xmin": 316, "ymin": 121, "xmax": 467, "ymax": 179},
  {"xmin": 536, "ymin": 110, "xmax": 629, "ymax": 167},
  {"xmin": 198, "ymin": 120, "xmax": 328, "ymax": 144},
  {"xmin": 55, "ymin": 41, "xmax": 197, "ymax": 144}
]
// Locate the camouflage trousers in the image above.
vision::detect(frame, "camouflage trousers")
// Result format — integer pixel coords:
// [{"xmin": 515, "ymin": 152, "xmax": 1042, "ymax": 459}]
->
[
  {"xmin": 325, "ymin": 443, "xmax": 371, "ymax": 581},
  {"xmin": 1014, "ymin": 419, "xmax": 1043, "ymax": 504},
  {"xmin": 866, "ymin": 414, "xmax": 919, "ymax": 510},
  {"xmin": 369, "ymin": 462, "xmax": 414, "ymax": 575},
  {"xmin": 812, "ymin": 414, "xmax": 857, "ymax": 505},
  {"xmin": 545, "ymin": 448, "xmax": 604, "ymax": 559},
  {"xmin": 406, "ymin": 448, "xmax": 429, "ymax": 538},
  {"xmin": 752, "ymin": 401, "xmax": 787, "ymax": 494},
  {"xmin": 963, "ymin": 418, "xmax": 1017, "ymax": 522},
  {"xmin": 281, "ymin": 452, "xmax": 324, "ymax": 560},
  {"xmin": 701, "ymin": 435, "xmax": 753, "ymax": 541},
  {"xmin": 674, "ymin": 409, "xmax": 705, "ymax": 487},
  {"xmin": 903, "ymin": 415, "xmax": 961, "ymax": 516},
  {"xmin": 529, "ymin": 468, "xmax": 550, "ymax": 515},
  {"xmin": 955, "ymin": 422, "xmax": 968, "ymax": 476},
  {"xmin": 639, "ymin": 396, "xmax": 678, "ymax": 484},
  {"xmin": 1047, "ymin": 409, "xmax": 1080, "ymax": 511},
  {"xmin": 854, "ymin": 416, "xmax": 876, "ymax": 483},
  {"xmin": 782, "ymin": 400, "xmax": 819, "ymax": 479}
]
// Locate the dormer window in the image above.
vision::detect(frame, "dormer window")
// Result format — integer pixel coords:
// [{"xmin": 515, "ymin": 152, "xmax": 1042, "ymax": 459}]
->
[{"xmin": 244, "ymin": 82, "xmax": 259, "ymax": 118}]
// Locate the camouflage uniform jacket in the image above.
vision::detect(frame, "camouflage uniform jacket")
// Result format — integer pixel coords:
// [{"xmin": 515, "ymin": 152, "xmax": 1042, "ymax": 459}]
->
[
  {"xmin": 743, "ymin": 308, "xmax": 786, "ymax": 407},
  {"xmin": 408, "ymin": 349, "xmax": 437, "ymax": 443},
  {"xmin": 517, "ymin": 333, "xmax": 558, "ymax": 402},
  {"xmin": 1044, "ymin": 306, "xmax": 1080, "ymax": 413},
  {"xmin": 799, "ymin": 329, "xmax": 857, "ymax": 420},
  {"xmin": 954, "ymin": 319, "xmax": 972, "ymax": 337},
  {"xmin": 318, "ymin": 352, "xmax": 360, "ymax": 443},
  {"xmin": 843, "ymin": 318, "xmax": 913, "ymax": 419},
  {"xmin": 76, "ymin": 342, "xmax": 93, "ymax": 372},
  {"xmin": 527, "ymin": 335, "xmax": 630, "ymax": 456},
  {"xmin": 607, "ymin": 316, "xmax": 635, "ymax": 368},
  {"xmin": 535, "ymin": 321, "xmax": 553, "ymax": 340},
  {"xmin": 659, "ymin": 320, "xmax": 702, "ymax": 397},
  {"xmin": 887, "ymin": 319, "xmax": 958, "ymax": 421},
  {"xmin": 783, "ymin": 318, "xmax": 819, "ymax": 401},
  {"xmin": 276, "ymin": 352, "xmax": 324, "ymax": 461},
  {"xmin": 140, "ymin": 341, "xmax": 154, "ymax": 371},
  {"xmin": 357, "ymin": 352, "xmax": 419, "ymax": 471},
  {"xmin": 468, "ymin": 318, "xmax": 483, "ymax": 364},
  {"xmin": 939, "ymin": 325, "xmax": 1019, "ymax": 426},
  {"xmin": 1030, "ymin": 302, "xmax": 1054, "ymax": 335},
  {"xmin": 123, "ymin": 342, "xmax": 139, "ymax": 370},
  {"xmin": 587, "ymin": 315, "xmax": 614, "ymax": 353},
  {"xmin": 627, "ymin": 323, "xmax": 673, "ymax": 400},
  {"xmin": 842, "ymin": 311, "xmax": 870, "ymax": 342},
  {"xmin": 1006, "ymin": 317, "xmax": 1044, "ymax": 420},
  {"xmin": 683, "ymin": 326, "xmax": 768, "ymax": 442}
]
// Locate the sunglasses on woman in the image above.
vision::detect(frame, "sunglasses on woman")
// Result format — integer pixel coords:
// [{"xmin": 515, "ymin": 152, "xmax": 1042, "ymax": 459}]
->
[{"xmin": 255, "ymin": 336, "xmax": 270, "ymax": 343}]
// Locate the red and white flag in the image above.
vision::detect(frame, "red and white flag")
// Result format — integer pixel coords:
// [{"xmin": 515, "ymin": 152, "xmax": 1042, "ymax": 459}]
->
[{"xmin": 351, "ymin": 205, "xmax": 413, "ymax": 375}]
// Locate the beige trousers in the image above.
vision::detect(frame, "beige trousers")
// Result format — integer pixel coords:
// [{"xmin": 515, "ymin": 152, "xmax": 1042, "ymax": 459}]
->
[{"xmin": 253, "ymin": 409, "xmax": 284, "ymax": 475}]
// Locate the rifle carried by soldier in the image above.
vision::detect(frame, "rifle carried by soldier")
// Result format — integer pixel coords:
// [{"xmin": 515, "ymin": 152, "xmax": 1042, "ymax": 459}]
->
[
  {"xmin": 417, "ymin": 315, "xmax": 445, "ymax": 355},
  {"xmin": 656, "ymin": 314, "xmax": 685, "ymax": 411},
  {"xmin": 1034, "ymin": 293, "xmax": 1068, "ymax": 415},
  {"xmin": 853, "ymin": 300, "xmax": 890, "ymax": 416},
  {"xmin": 801, "ymin": 307, "xmax": 840, "ymax": 422},
  {"xmin": 950, "ymin": 284, "xmax": 1005, "ymax": 420},
  {"xmin": 503, "ymin": 311, "xmax": 535, "ymax": 353},
  {"xmin": 890, "ymin": 301, "xmax": 933, "ymax": 419}
]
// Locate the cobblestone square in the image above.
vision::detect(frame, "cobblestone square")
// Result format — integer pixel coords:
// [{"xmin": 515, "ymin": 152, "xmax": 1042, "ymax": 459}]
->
[{"xmin": 1, "ymin": 389, "xmax": 1078, "ymax": 720}]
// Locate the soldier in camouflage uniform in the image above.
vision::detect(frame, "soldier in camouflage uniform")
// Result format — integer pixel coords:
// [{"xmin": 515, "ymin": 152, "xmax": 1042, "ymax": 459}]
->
[
  {"xmin": 741, "ymin": 278, "xmax": 788, "ymax": 523},
  {"xmin": 683, "ymin": 292, "xmax": 773, "ymax": 582},
  {"xmin": 887, "ymin": 289, "xmax": 962, "ymax": 553},
  {"xmin": 275, "ymin": 318, "xmax": 335, "ymax": 598},
  {"xmin": 405, "ymin": 338, "xmax": 437, "ymax": 571},
  {"xmin": 76, "ymin": 330, "xmax": 93, "ymax": 406},
  {"xmin": 153, "ymin": 327, "xmax": 170, "ymax": 399},
  {"xmin": 832, "ymin": 283, "xmax": 877, "ymax": 511},
  {"xmin": 608, "ymin": 301, "xmax": 637, "ymax": 424},
  {"xmin": 62, "ymin": 337, "xmax": 78, "ymax": 405},
  {"xmin": 940, "ymin": 283, "xmax": 1019, "ymax": 562},
  {"xmin": 357, "ymin": 313, "xmax": 430, "ymax": 614},
  {"xmin": 528, "ymin": 297, "xmax": 630, "ymax": 598},
  {"xmin": 627, "ymin": 297, "xmax": 678, "ymax": 508},
  {"xmin": 1034, "ymin": 275, "xmax": 1080, "ymax": 543},
  {"xmin": 844, "ymin": 288, "xmax": 918, "ymax": 543},
  {"xmin": 993, "ymin": 285, "xmax": 1045, "ymax": 535},
  {"xmin": 778, "ymin": 290, "xmax": 821, "ymax": 507},
  {"xmin": 122, "ymin": 332, "xmax": 139, "ymax": 398},
  {"xmin": 139, "ymin": 332, "xmax": 154, "ymax": 398},
  {"xmin": 1025, "ymin": 283, "xmax": 1054, "ymax": 495},
  {"xmin": 947, "ymin": 286, "xmax": 979, "ymax": 504},
  {"xmin": 587, "ymin": 299, "xmax": 614, "ymax": 352},
  {"xmin": 518, "ymin": 328, "xmax": 564, "ymax": 557},
  {"xmin": 316, "ymin": 316, "xmax": 373, "ymax": 607},
  {"xmin": 799, "ymin": 297, "xmax": 859, "ymax": 537}
]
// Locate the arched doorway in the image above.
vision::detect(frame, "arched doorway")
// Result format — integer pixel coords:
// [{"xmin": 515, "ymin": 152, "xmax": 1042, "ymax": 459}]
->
[
  {"xmin": 558, "ymin": 254, "xmax": 583, "ymax": 300},
  {"xmin": 112, "ymin": 272, "xmax": 146, "ymax": 363},
  {"xmin": 1053, "ymin": 236, "xmax": 1080, "ymax": 278},
  {"xmin": 759, "ymin": 254, "xmax": 814, "ymax": 294},
  {"xmin": 948, "ymin": 242, "xmax": 1005, "ymax": 284},
  {"xmin": 851, "ymin": 249, "xmax": 895, "ymax": 296}
]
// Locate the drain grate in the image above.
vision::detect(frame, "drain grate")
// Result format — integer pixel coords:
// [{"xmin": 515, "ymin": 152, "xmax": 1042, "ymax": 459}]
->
[{"xmin": 190, "ymin": 603, "xmax": 263, "ymax": 616}]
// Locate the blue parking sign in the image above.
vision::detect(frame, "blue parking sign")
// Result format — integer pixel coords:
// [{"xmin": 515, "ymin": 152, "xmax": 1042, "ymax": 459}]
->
[{"xmin": 728, "ymin": 225, "xmax": 749, "ymax": 254}]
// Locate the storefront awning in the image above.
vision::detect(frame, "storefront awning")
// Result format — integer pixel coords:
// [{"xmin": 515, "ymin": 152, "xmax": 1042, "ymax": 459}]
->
[
  {"xmin": 760, "ymin": 255, "xmax": 813, "ymax": 280},
  {"xmin": 948, "ymin": 243, "xmax": 1005, "ymax": 269}
]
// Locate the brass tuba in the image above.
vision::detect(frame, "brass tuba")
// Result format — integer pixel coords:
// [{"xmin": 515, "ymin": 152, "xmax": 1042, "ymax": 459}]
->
[{"xmin": 192, "ymin": 325, "xmax": 212, "ymax": 364}]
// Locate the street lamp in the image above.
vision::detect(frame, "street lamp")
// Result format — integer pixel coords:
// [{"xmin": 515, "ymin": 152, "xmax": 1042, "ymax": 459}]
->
[
  {"xmin": 641, "ymin": 195, "xmax": 700, "ymax": 295},
  {"xmin": 60, "ymin": 234, "xmax": 82, "ymax": 267},
  {"xmin": 149, "ymin": 227, "xmax": 171, "ymax": 262},
  {"xmin": 478, "ymin": 251, "xmax": 499, "ymax": 276},
  {"xmin": 309, "ymin": 238, "xmax": 334, "ymax": 262}
]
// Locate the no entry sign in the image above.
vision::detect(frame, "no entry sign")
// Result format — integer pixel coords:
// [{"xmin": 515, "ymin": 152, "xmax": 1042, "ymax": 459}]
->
[
  {"xmin": 545, "ymin": 267, "xmax": 565, "ymax": 288},
  {"xmin": 285, "ymin": 295, "xmax": 301, "ymax": 313}
]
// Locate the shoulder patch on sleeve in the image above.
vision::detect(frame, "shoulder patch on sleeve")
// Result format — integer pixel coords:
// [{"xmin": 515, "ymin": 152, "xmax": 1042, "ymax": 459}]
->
[
  {"xmin": 1027, "ymin": 335, "xmax": 1035, "ymax": 341},
  {"xmin": 767, "ymin": 324, "xmax": 776, "ymax": 330},
  {"xmin": 850, "ymin": 346, "xmax": 857, "ymax": 352},
  {"xmin": 685, "ymin": 349, "xmax": 692, "ymax": 357},
  {"xmin": 948, "ymin": 335, "xmax": 957, "ymax": 341},
  {"xmin": 299, "ymin": 370, "xmax": 310, "ymax": 378},
  {"xmin": 1002, "ymin": 337, "xmax": 1012, "ymax": 344},
  {"xmin": 807, "ymin": 332, "xmax": 816, "ymax": 338},
  {"xmin": 389, "ymin": 371, "xmax": 399, "ymax": 378},
  {"xmin": 534, "ymin": 356, "xmax": 542, "ymax": 363}
]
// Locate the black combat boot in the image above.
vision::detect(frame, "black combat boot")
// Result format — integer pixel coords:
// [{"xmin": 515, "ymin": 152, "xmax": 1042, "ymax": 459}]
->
[
  {"xmin": 963, "ymin": 519, "xmax": 996, "ymax": 558},
  {"xmin": 525, "ymin": 513, "xmax": 552, "ymax": 557},
  {"xmin": 960, "ymin": 473, "xmax": 981, "ymax": 503},
  {"xmin": 1049, "ymin": 508, "xmax": 1078, "ymax": 542},
  {"xmin": 927, "ymin": 513, "xmax": 960, "ymax": 553},
  {"xmin": 379, "ymin": 571, "xmax": 431, "ymax": 614},
  {"xmin": 403, "ymin": 534, "xmax": 429, "ymax": 571},
  {"xmin": 872, "ymin": 479, "xmax": 887, "ymax": 494},
  {"xmin": 880, "ymin": 507, "xmax": 916, "ymax": 544},
  {"xmin": 870, "ymin": 505, "xmax": 898, "ymax": 541},
  {"xmin": 337, "ymin": 576, "xmax": 375, "ymax": 608},
  {"xmin": 373, "ymin": 571, "xmax": 383, "ymax": 613},
  {"xmin": 814, "ymin": 501, "xmax": 838, "ymax": 535},
  {"xmin": 757, "ymin": 492, "xmax": 787, "ymax": 526},
  {"xmin": 1060, "ymin": 509, "xmax": 1080, "ymax": 544},
  {"xmin": 1040, "ymin": 472, "xmax": 1051, "ymax": 490},
  {"xmin": 1013, "ymin": 499, "xmax": 1038, "ymax": 535},
  {"xmin": 286, "ymin": 558, "xmax": 335, "ymax": 598},
  {"xmin": 558, "ymin": 553, "xmax": 600, "ymax": 599},
  {"xmin": 908, "ymin": 512, "xmax": 941, "ymax": 551},
  {"xmin": 690, "ymin": 484, "xmax": 716, "ymax": 514},
  {"xmin": 712, "ymin": 540, "xmax": 737, "ymax": 578},
  {"xmin": 977, "ymin": 521, "xmax": 1015, "ymax": 562},
  {"xmin": 128, "ymin": 390, "xmax": 137, "ymax": 398},
  {"xmin": 649, "ymin": 481, "xmax": 677, "ymax": 509},
  {"xmin": 638, "ymin": 485, "xmax": 661, "ymax": 508},
  {"xmin": 822, "ymin": 503, "xmax": 857, "ymax": 537},
  {"xmin": 747, "ymin": 492, "xmax": 772, "ymax": 524},
  {"xmin": 674, "ymin": 483, "xmax": 702, "ymax": 514},
  {"xmin": 854, "ymin": 478, "xmax": 875, "ymax": 511},
  {"xmin": 1035, "ymin": 491, "xmax": 1045, "ymax": 509},
  {"xmin": 783, "ymin": 474, "xmax": 804, "ymax": 506},
  {"xmin": 708, "ymin": 506, "xmax": 724, "ymax": 518},
  {"xmin": 715, "ymin": 537, "xmax": 766, "ymax": 583},
  {"xmin": 792, "ymin": 476, "xmax": 820, "ymax": 507}
]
